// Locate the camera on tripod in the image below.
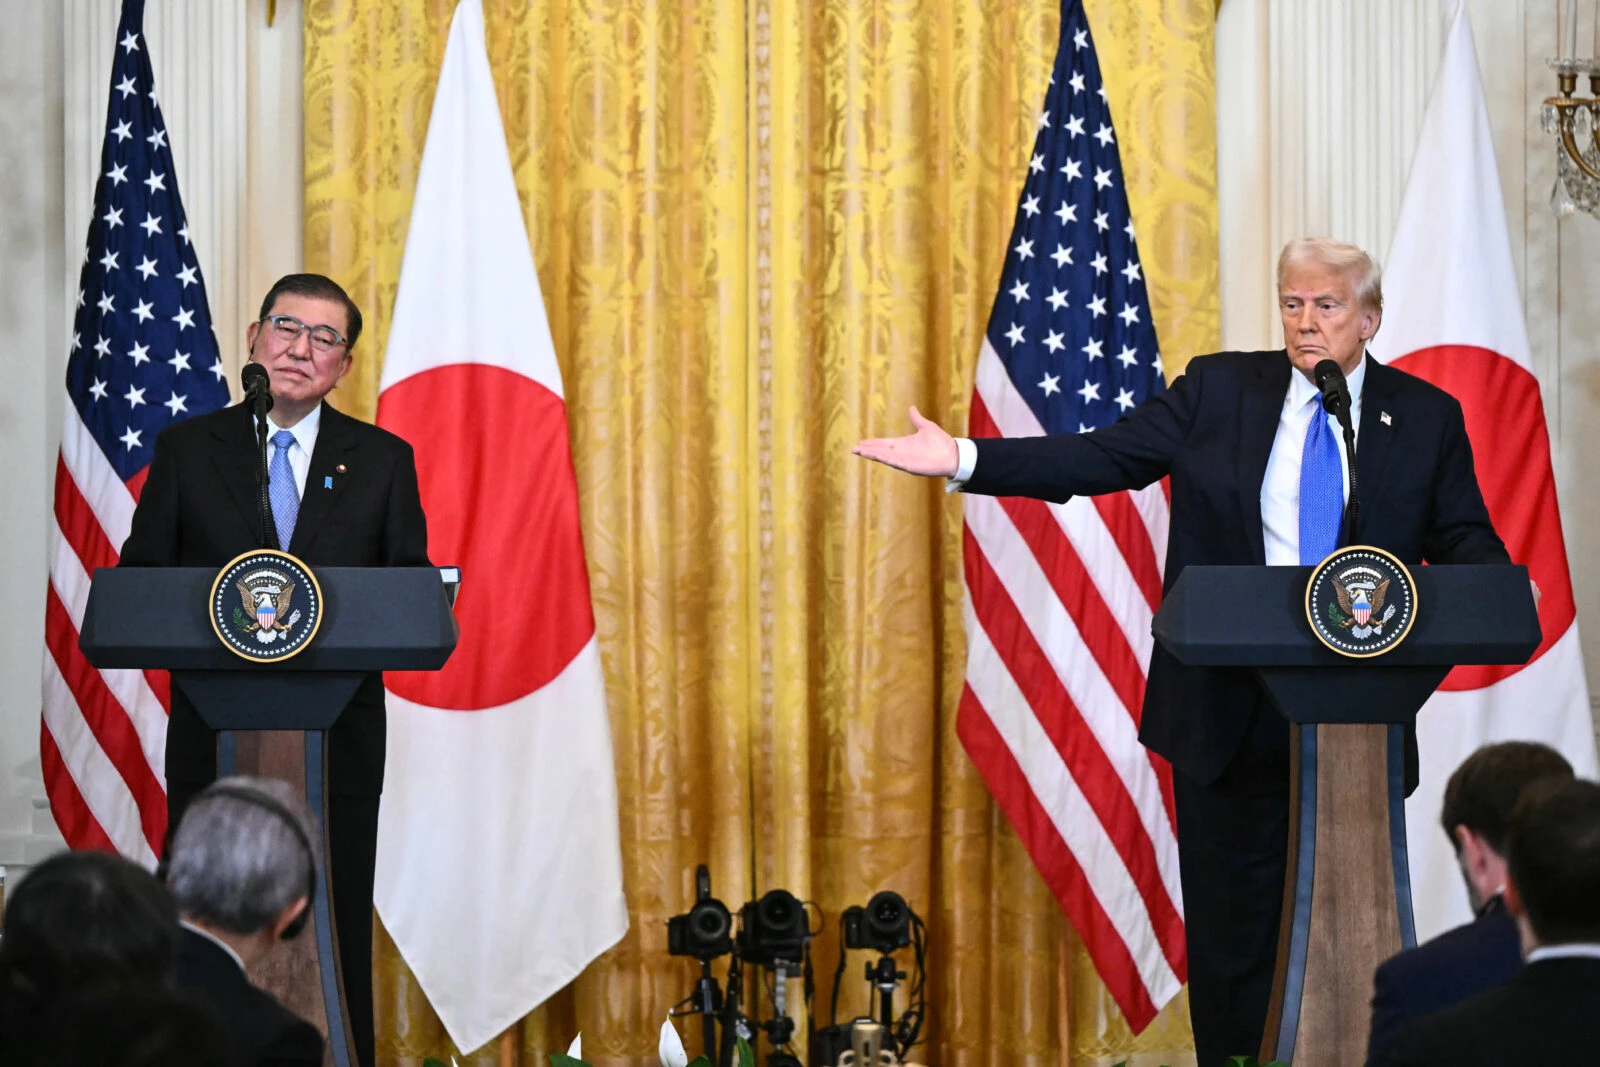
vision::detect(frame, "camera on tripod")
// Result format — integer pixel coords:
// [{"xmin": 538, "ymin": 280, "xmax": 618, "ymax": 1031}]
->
[
  {"xmin": 841, "ymin": 891, "xmax": 911, "ymax": 954},
  {"xmin": 668, "ymin": 864, "xmax": 734, "ymax": 961},
  {"xmin": 738, "ymin": 889, "xmax": 812, "ymax": 968}
]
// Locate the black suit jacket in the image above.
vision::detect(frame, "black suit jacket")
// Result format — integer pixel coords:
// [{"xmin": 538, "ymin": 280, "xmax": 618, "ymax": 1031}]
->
[
  {"xmin": 967, "ymin": 351, "xmax": 1509, "ymax": 783},
  {"xmin": 120, "ymin": 401, "xmax": 431, "ymax": 794},
  {"xmin": 1379, "ymin": 955, "xmax": 1600, "ymax": 1066},
  {"xmin": 175, "ymin": 927, "xmax": 323, "ymax": 1067},
  {"xmin": 1365, "ymin": 898, "xmax": 1522, "ymax": 1066}
]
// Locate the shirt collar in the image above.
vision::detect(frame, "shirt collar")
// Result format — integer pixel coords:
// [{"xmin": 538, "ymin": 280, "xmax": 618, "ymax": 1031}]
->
[
  {"xmin": 180, "ymin": 918, "xmax": 246, "ymax": 974},
  {"xmin": 1527, "ymin": 943, "xmax": 1600, "ymax": 963},
  {"xmin": 1287, "ymin": 351, "xmax": 1368, "ymax": 409},
  {"xmin": 266, "ymin": 402, "xmax": 322, "ymax": 452}
]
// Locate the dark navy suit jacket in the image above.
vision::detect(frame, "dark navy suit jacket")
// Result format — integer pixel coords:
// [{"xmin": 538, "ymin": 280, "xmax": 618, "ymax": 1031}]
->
[
  {"xmin": 966, "ymin": 351, "xmax": 1509, "ymax": 784},
  {"xmin": 1364, "ymin": 898, "xmax": 1522, "ymax": 1067},
  {"xmin": 1378, "ymin": 955, "xmax": 1600, "ymax": 1066}
]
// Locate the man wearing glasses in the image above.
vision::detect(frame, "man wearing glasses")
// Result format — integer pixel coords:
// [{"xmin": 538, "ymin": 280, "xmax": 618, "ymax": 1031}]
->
[{"xmin": 121, "ymin": 273, "xmax": 430, "ymax": 1067}]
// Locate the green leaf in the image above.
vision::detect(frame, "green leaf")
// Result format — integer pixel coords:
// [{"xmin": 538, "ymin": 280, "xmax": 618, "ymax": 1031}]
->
[
  {"xmin": 549, "ymin": 1056, "xmax": 590, "ymax": 1067},
  {"xmin": 735, "ymin": 1036, "xmax": 755, "ymax": 1067},
  {"xmin": 685, "ymin": 1058, "xmax": 713, "ymax": 1067},
  {"xmin": 422, "ymin": 1060, "xmax": 450, "ymax": 1067}
]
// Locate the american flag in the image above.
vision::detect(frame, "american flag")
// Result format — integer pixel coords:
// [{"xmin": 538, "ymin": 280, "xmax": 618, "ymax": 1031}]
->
[
  {"xmin": 42, "ymin": 0, "xmax": 228, "ymax": 866},
  {"xmin": 956, "ymin": 0, "xmax": 1186, "ymax": 1029}
]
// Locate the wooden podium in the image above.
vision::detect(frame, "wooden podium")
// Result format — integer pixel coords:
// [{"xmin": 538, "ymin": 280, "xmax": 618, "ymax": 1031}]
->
[
  {"xmin": 1152, "ymin": 563, "xmax": 1539, "ymax": 1066},
  {"xmin": 80, "ymin": 565, "xmax": 457, "ymax": 1067}
]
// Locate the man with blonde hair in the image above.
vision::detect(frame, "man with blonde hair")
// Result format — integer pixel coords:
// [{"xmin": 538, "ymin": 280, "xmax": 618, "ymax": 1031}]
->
[{"xmin": 854, "ymin": 238, "xmax": 1510, "ymax": 1065}]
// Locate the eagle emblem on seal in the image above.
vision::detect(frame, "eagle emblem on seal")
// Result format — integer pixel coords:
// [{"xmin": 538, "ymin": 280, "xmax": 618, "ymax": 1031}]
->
[
  {"xmin": 1331, "ymin": 570, "xmax": 1396, "ymax": 639},
  {"xmin": 233, "ymin": 574, "xmax": 303, "ymax": 645}
]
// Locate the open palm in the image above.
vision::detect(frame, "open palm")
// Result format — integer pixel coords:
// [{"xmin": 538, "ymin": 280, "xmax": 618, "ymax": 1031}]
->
[{"xmin": 852, "ymin": 406, "xmax": 960, "ymax": 477}]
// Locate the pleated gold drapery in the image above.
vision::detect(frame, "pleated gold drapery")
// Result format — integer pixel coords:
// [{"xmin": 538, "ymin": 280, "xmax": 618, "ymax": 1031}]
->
[{"xmin": 302, "ymin": 1, "xmax": 1218, "ymax": 1064}]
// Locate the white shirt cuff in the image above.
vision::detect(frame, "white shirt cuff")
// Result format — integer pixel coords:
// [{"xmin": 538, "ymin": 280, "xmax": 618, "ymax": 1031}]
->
[{"xmin": 945, "ymin": 437, "xmax": 978, "ymax": 493}]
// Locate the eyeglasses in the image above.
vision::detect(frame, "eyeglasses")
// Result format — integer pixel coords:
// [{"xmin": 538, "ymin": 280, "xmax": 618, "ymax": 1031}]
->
[{"xmin": 262, "ymin": 314, "xmax": 348, "ymax": 353}]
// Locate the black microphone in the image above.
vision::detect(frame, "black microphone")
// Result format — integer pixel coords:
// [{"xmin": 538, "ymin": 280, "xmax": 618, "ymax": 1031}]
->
[
  {"xmin": 1312, "ymin": 359, "xmax": 1350, "ymax": 423},
  {"xmin": 1313, "ymin": 357, "xmax": 1360, "ymax": 543},
  {"xmin": 241, "ymin": 362, "xmax": 275, "ymax": 547},
  {"xmin": 242, "ymin": 361, "xmax": 274, "ymax": 417}
]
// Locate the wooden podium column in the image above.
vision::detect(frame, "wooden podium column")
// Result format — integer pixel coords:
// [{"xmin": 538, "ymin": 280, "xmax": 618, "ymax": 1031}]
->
[
  {"xmin": 1261, "ymin": 722, "xmax": 1416, "ymax": 1066},
  {"xmin": 221, "ymin": 728, "xmax": 356, "ymax": 1067}
]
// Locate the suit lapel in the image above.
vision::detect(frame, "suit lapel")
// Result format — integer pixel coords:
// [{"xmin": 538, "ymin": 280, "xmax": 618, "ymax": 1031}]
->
[
  {"xmin": 209, "ymin": 404, "xmax": 269, "ymax": 541},
  {"xmin": 1354, "ymin": 355, "xmax": 1397, "ymax": 543},
  {"xmin": 287, "ymin": 402, "xmax": 359, "ymax": 558},
  {"xmin": 1237, "ymin": 352, "xmax": 1291, "ymax": 565}
]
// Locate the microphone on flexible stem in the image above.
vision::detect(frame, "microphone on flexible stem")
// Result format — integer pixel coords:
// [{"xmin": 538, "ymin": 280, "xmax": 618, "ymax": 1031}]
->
[
  {"xmin": 242, "ymin": 361, "xmax": 274, "ymax": 417},
  {"xmin": 241, "ymin": 362, "xmax": 277, "ymax": 549},
  {"xmin": 1313, "ymin": 358, "xmax": 1360, "ymax": 544}
]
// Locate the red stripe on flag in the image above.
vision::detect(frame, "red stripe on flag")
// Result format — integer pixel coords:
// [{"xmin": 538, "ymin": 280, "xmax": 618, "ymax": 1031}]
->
[
  {"xmin": 123, "ymin": 462, "xmax": 150, "ymax": 503},
  {"xmin": 44, "ymin": 588, "xmax": 166, "ymax": 854},
  {"xmin": 40, "ymin": 724, "xmax": 118, "ymax": 853},
  {"xmin": 957, "ymin": 683, "xmax": 1163, "ymax": 1029},
  {"xmin": 963, "ymin": 533, "xmax": 1185, "ymax": 974},
  {"xmin": 54, "ymin": 463, "xmax": 170, "ymax": 717},
  {"xmin": 1092, "ymin": 493, "xmax": 1163, "ymax": 613},
  {"xmin": 55, "ymin": 454, "xmax": 120, "ymax": 574}
]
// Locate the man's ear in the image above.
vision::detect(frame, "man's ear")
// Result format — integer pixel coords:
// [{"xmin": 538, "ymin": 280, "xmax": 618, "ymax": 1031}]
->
[
  {"xmin": 334, "ymin": 350, "xmax": 353, "ymax": 386},
  {"xmin": 1503, "ymin": 876, "xmax": 1525, "ymax": 920},
  {"xmin": 246, "ymin": 319, "xmax": 260, "ymax": 352},
  {"xmin": 271, "ymin": 896, "xmax": 310, "ymax": 940},
  {"xmin": 1360, "ymin": 306, "xmax": 1382, "ymax": 342}
]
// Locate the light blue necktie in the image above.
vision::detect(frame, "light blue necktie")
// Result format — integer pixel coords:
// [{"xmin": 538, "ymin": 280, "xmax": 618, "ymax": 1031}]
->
[
  {"xmin": 269, "ymin": 429, "xmax": 300, "ymax": 551},
  {"xmin": 1299, "ymin": 395, "xmax": 1343, "ymax": 565}
]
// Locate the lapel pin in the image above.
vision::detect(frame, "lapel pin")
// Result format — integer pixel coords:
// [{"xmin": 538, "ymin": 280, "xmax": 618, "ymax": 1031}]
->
[
  {"xmin": 324, "ymin": 476, "xmax": 333, "ymax": 489},
  {"xmin": 1380, "ymin": 411, "xmax": 1392, "ymax": 426},
  {"xmin": 336, "ymin": 463, "xmax": 347, "ymax": 473}
]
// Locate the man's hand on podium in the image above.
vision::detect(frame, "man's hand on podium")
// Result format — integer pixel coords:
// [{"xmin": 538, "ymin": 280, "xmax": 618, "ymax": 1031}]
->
[{"xmin": 852, "ymin": 406, "xmax": 960, "ymax": 478}]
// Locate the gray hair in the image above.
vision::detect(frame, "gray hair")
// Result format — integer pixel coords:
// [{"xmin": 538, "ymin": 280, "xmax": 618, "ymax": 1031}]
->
[
  {"xmin": 166, "ymin": 776, "xmax": 316, "ymax": 936},
  {"xmin": 1277, "ymin": 237, "xmax": 1384, "ymax": 313}
]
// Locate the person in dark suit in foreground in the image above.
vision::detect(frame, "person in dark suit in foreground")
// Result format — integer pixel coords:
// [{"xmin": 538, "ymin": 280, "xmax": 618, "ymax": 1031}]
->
[
  {"xmin": 120, "ymin": 273, "xmax": 432, "ymax": 1067},
  {"xmin": 1365, "ymin": 741, "xmax": 1574, "ymax": 1065},
  {"xmin": 167, "ymin": 777, "xmax": 324, "ymax": 1067},
  {"xmin": 852, "ymin": 238, "xmax": 1511, "ymax": 1065},
  {"xmin": 0, "ymin": 849, "xmax": 229, "ymax": 1066},
  {"xmin": 1380, "ymin": 777, "xmax": 1600, "ymax": 1065}
]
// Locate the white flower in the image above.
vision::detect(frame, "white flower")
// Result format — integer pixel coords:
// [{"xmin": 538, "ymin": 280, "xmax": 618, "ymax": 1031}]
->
[
  {"xmin": 567, "ymin": 1034, "xmax": 582, "ymax": 1060},
  {"xmin": 658, "ymin": 1020, "xmax": 689, "ymax": 1067}
]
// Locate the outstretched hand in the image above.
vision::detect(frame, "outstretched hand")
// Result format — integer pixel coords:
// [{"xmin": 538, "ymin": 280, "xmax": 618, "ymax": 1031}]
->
[{"xmin": 852, "ymin": 406, "xmax": 960, "ymax": 478}]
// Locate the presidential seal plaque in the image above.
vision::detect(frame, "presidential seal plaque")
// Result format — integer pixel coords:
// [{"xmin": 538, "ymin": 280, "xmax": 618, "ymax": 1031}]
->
[
  {"xmin": 1305, "ymin": 545, "xmax": 1417, "ymax": 658},
  {"xmin": 209, "ymin": 550, "xmax": 324, "ymax": 663}
]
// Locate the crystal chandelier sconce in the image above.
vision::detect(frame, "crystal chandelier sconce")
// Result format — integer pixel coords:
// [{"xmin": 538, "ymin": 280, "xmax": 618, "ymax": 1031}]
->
[
  {"xmin": 1543, "ymin": 62, "xmax": 1600, "ymax": 219},
  {"xmin": 1545, "ymin": 3, "xmax": 1600, "ymax": 219}
]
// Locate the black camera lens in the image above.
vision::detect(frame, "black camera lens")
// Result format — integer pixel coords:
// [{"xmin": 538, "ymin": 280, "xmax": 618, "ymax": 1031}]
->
[{"xmin": 692, "ymin": 902, "xmax": 731, "ymax": 942}]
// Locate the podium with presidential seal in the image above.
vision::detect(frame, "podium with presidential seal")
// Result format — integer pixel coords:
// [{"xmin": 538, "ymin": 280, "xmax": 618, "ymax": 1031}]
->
[
  {"xmin": 1152, "ymin": 548, "xmax": 1540, "ymax": 1067},
  {"xmin": 79, "ymin": 551, "xmax": 458, "ymax": 1067}
]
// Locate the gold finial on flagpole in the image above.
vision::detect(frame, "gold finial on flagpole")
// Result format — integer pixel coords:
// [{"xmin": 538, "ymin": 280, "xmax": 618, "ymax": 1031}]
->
[{"xmin": 266, "ymin": 0, "xmax": 276, "ymax": 27}]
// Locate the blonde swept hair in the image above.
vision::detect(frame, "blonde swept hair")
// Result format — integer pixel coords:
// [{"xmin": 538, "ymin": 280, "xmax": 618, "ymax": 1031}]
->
[{"xmin": 1277, "ymin": 238, "xmax": 1384, "ymax": 313}]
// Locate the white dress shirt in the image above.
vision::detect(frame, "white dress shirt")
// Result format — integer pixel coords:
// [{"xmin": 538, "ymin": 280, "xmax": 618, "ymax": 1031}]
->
[
  {"xmin": 1259, "ymin": 356, "xmax": 1364, "ymax": 565},
  {"xmin": 951, "ymin": 355, "xmax": 1367, "ymax": 567},
  {"xmin": 1527, "ymin": 943, "xmax": 1600, "ymax": 963},
  {"xmin": 264, "ymin": 404, "xmax": 322, "ymax": 500}
]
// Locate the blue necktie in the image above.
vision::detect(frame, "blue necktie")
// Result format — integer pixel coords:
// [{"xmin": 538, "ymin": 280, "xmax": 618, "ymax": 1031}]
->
[
  {"xmin": 269, "ymin": 429, "xmax": 300, "ymax": 551},
  {"xmin": 1299, "ymin": 395, "xmax": 1343, "ymax": 565}
]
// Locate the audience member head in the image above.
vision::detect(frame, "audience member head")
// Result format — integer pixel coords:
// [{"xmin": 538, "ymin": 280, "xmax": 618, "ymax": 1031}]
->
[
  {"xmin": 165, "ymin": 776, "xmax": 316, "ymax": 967},
  {"xmin": 0, "ymin": 848, "xmax": 179, "ymax": 1001},
  {"xmin": 1504, "ymin": 777, "xmax": 1600, "ymax": 949},
  {"xmin": 1439, "ymin": 740, "xmax": 1574, "ymax": 913}
]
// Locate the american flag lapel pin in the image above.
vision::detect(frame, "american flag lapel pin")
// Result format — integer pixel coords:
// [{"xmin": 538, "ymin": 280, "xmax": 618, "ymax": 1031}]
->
[{"xmin": 1380, "ymin": 411, "xmax": 1392, "ymax": 426}]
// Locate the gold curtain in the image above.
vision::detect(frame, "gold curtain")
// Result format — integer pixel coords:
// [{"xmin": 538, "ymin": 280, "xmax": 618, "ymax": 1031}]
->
[{"xmin": 303, "ymin": 0, "xmax": 1217, "ymax": 1064}]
